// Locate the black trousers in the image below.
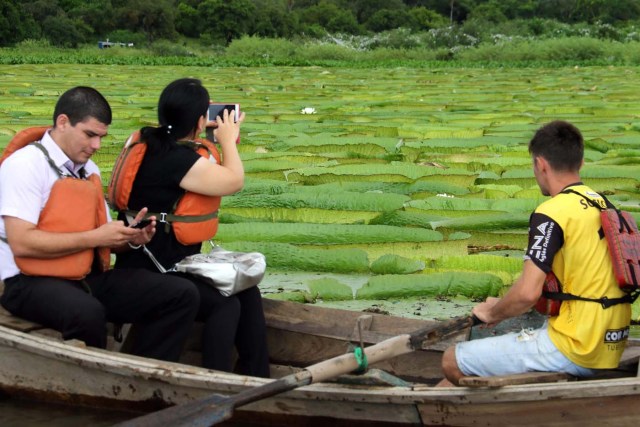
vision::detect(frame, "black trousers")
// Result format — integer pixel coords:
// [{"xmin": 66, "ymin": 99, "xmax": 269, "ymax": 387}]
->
[
  {"xmin": 0, "ymin": 269, "xmax": 200, "ymax": 362},
  {"xmin": 176, "ymin": 273, "xmax": 270, "ymax": 378}
]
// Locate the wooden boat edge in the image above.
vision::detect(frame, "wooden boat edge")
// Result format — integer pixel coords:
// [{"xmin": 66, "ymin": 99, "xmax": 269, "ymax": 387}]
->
[{"xmin": 2, "ymin": 322, "xmax": 640, "ymax": 402}]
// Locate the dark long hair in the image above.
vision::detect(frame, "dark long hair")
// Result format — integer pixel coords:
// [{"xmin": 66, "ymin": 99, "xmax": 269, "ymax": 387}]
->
[{"xmin": 141, "ymin": 78, "xmax": 210, "ymax": 153}]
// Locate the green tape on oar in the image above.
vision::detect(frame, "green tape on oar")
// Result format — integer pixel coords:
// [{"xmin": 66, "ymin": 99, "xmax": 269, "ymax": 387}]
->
[
  {"xmin": 113, "ymin": 315, "xmax": 473, "ymax": 427},
  {"xmin": 353, "ymin": 346, "xmax": 368, "ymax": 374}
]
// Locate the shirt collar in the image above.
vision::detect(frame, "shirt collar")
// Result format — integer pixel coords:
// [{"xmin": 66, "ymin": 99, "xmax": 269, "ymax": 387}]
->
[
  {"xmin": 40, "ymin": 130, "xmax": 86, "ymax": 177},
  {"xmin": 561, "ymin": 181, "xmax": 584, "ymax": 192}
]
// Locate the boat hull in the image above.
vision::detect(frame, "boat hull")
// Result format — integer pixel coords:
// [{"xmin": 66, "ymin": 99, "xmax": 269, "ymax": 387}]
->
[{"xmin": 1, "ymin": 298, "xmax": 639, "ymax": 426}]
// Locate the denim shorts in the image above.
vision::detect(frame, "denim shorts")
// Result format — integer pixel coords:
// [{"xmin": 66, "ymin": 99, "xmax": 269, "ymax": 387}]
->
[{"xmin": 455, "ymin": 325, "xmax": 596, "ymax": 377}]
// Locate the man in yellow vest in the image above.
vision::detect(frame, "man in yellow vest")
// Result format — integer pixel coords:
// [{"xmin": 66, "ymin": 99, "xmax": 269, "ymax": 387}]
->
[
  {"xmin": 442, "ymin": 120, "xmax": 631, "ymax": 384},
  {"xmin": 0, "ymin": 86, "xmax": 199, "ymax": 361}
]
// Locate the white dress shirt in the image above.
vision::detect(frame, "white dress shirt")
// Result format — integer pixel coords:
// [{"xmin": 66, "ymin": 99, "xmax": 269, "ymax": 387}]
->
[{"xmin": 0, "ymin": 130, "xmax": 108, "ymax": 280}]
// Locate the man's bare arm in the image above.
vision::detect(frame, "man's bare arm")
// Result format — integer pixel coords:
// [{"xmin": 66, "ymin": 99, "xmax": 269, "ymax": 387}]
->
[
  {"xmin": 473, "ymin": 260, "xmax": 546, "ymax": 326},
  {"xmin": 4, "ymin": 216, "xmax": 146, "ymax": 257}
]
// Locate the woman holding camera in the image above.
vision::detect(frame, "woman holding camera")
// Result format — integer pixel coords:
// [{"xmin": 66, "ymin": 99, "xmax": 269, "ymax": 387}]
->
[{"xmin": 113, "ymin": 78, "xmax": 269, "ymax": 378}]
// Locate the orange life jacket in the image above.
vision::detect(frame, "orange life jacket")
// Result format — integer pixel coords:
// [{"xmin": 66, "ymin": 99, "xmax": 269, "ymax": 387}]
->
[
  {"xmin": 0, "ymin": 127, "xmax": 110, "ymax": 280},
  {"xmin": 0, "ymin": 126, "xmax": 50, "ymax": 165},
  {"xmin": 107, "ymin": 131, "xmax": 221, "ymax": 246}
]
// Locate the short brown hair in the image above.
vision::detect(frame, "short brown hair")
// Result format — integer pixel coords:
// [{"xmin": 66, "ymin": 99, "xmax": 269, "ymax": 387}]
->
[{"xmin": 528, "ymin": 120, "xmax": 583, "ymax": 172}]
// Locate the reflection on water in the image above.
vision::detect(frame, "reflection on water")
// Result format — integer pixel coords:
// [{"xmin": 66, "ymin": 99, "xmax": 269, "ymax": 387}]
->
[
  {"xmin": 0, "ymin": 396, "xmax": 252, "ymax": 426},
  {"xmin": 0, "ymin": 397, "xmax": 135, "ymax": 426}
]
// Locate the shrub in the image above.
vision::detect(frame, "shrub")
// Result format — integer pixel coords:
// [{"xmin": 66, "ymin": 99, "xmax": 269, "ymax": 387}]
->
[
  {"xmin": 423, "ymin": 26, "xmax": 479, "ymax": 49},
  {"xmin": 591, "ymin": 21, "xmax": 624, "ymax": 41},
  {"xmin": 363, "ymin": 46, "xmax": 441, "ymax": 62},
  {"xmin": 149, "ymin": 40, "xmax": 194, "ymax": 57},
  {"xmin": 625, "ymin": 29, "xmax": 640, "ymax": 42},
  {"xmin": 226, "ymin": 36, "xmax": 298, "ymax": 63},
  {"xmin": 373, "ymin": 28, "xmax": 423, "ymax": 49},
  {"xmin": 15, "ymin": 38, "xmax": 52, "ymax": 49},
  {"xmin": 456, "ymin": 37, "xmax": 632, "ymax": 64},
  {"xmin": 299, "ymin": 41, "xmax": 356, "ymax": 61},
  {"xmin": 623, "ymin": 41, "xmax": 640, "ymax": 63},
  {"xmin": 539, "ymin": 37, "xmax": 611, "ymax": 61}
]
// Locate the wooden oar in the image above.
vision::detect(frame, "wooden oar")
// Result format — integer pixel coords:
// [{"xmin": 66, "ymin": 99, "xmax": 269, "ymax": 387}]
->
[{"xmin": 114, "ymin": 315, "xmax": 473, "ymax": 427}]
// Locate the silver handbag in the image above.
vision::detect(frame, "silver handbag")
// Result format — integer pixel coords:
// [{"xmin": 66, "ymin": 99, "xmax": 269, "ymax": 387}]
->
[
  {"xmin": 173, "ymin": 247, "xmax": 266, "ymax": 296},
  {"xmin": 142, "ymin": 245, "xmax": 266, "ymax": 297}
]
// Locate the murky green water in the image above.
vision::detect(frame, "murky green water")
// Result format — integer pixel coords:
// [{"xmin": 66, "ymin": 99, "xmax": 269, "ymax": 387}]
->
[
  {"xmin": 260, "ymin": 270, "xmax": 480, "ymax": 320},
  {"xmin": 0, "ymin": 398, "xmax": 134, "ymax": 426}
]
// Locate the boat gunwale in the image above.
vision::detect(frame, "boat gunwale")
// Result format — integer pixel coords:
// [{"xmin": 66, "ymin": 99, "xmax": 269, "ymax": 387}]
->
[{"xmin": 2, "ymin": 323, "xmax": 640, "ymax": 407}]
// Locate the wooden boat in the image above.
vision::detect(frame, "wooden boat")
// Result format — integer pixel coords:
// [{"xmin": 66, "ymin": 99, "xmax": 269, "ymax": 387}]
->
[{"xmin": 1, "ymin": 284, "xmax": 640, "ymax": 426}]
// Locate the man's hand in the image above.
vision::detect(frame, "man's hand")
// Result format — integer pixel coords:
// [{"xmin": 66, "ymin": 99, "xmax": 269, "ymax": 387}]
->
[
  {"xmin": 472, "ymin": 260, "xmax": 546, "ymax": 328},
  {"xmin": 125, "ymin": 207, "xmax": 156, "ymax": 247},
  {"xmin": 94, "ymin": 220, "xmax": 155, "ymax": 249},
  {"xmin": 472, "ymin": 297, "xmax": 501, "ymax": 328}
]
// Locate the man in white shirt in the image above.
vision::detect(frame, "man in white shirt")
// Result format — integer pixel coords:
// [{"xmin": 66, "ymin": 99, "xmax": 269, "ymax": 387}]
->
[{"xmin": 0, "ymin": 86, "xmax": 199, "ymax": 361}]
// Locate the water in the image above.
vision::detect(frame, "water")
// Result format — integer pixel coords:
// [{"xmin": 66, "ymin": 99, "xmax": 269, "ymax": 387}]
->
[
  {"xmin": 0, "ymin": 397, "xmax": 254, "ymax": 426},
  {"xmin": 0, "ymin": 397, "xmax": 136, "ymax": 426}
]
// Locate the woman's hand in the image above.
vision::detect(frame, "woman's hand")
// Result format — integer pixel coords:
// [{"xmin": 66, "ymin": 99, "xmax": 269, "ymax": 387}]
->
[
  {"xmin": 181, "ymin": 108, "xmax": 246, "ymax": 197},
  {"xmin": 213, "ymin": 108, "xmax": 245, "ymax": 146}
]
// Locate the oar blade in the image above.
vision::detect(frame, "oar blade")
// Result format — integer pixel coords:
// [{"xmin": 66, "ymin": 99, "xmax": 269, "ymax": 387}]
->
[
  {"xmin": 178, "ymin": 373, "xmax": 319, "ymax": 426},
  {"xmin": 114, "ymin": 394, "xmax": 231, "ymax": 427},
  {"xmin": 176, "ymin": 405, "xmax": 234, "ymax": 427}
]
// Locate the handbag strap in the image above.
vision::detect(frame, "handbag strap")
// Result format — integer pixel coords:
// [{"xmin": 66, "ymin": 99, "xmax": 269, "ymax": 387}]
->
[
  {"xmin": 140, "ymin": 240, "xmax": 219, "ymax": 274},
  {"xmin": 141, "ymin": 245, "xmax": 171, "ymax": 273}
]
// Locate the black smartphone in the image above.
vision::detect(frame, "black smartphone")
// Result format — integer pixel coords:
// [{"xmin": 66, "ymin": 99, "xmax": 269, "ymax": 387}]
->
[
  {"xmin": 208, "ymin": 103, "xmax": 239, "ymax": 123},
  {"xmin": 206, "ymin": 103, "xmax": 241, "ymax": 144},
  {"xmin": 130, "ymin": 218, "xmax": 152, "ymax": 229}
]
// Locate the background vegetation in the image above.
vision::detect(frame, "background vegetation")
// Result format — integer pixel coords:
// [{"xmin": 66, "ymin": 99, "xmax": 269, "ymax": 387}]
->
[
  {"xmin": 2, "ymin": 1, "xmax": 640, "ymax": 318},
  {"xmin": 3, "ymin": 1, "xmax": 640, "ymax": 66}
]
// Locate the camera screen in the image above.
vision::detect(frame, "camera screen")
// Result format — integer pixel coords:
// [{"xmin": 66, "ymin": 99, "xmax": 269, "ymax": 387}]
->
[{"xmin": 208, "ymin": 104, "xmax": 239, "ymax": 122}]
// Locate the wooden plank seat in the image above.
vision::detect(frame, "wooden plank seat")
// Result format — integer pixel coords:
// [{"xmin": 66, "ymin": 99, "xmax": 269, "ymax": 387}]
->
[
  {"xmin": 459, "ymin": 371, "xmax": 574, "ymax": 388},
  {"xmin": 0, "ymin": 280, "xmax": 57, "ymax": 339},
  {"xmin": 0, "ymin": 302, "xmax": 129, "ymax": 350},
  {"xmin": 0, "ymin": 303, "xmax": 46, "ymax": 333}
]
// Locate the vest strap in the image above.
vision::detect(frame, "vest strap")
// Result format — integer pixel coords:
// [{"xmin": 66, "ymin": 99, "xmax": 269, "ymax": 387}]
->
[
  {"xmin": 124, "ymin": 209, "xmax": 218, "ymax": 224},
  {"xmin": 31, "ymin": 143, "xmax": 64, "ymax": 178},
  {"xmin": 543, "ymin": 290, "xmax": 639, "ymax": 309}
]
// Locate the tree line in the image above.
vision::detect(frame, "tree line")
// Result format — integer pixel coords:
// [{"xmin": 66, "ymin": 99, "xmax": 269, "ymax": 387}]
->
[{"xmin": 1, "ymin": 0, "xmax": 639, "ymax": 48}]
